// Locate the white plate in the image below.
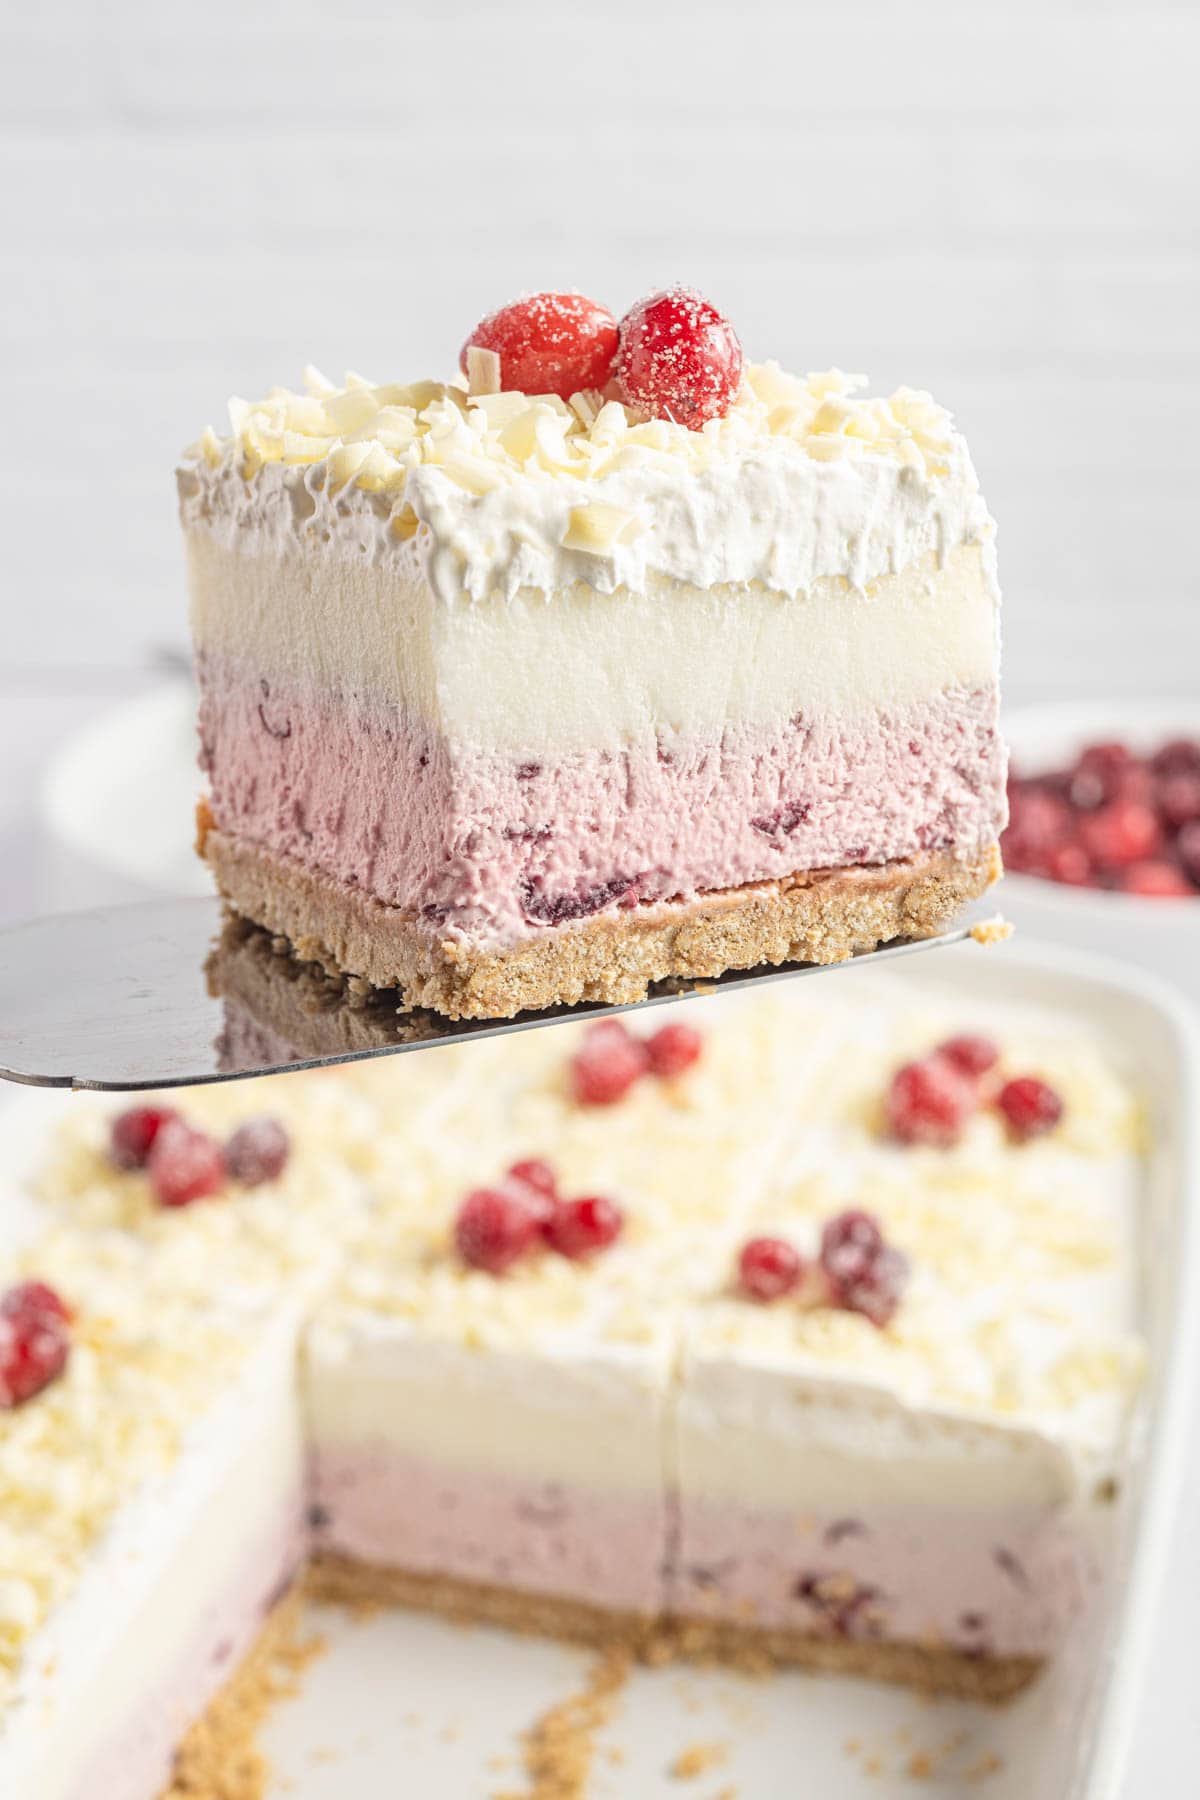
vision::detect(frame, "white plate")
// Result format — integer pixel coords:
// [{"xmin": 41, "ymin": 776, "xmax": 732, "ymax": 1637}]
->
[
  {"xmin": 1001, "ymin": 699, "xmax": 1200, "ymax": 999},
  {"xmin": 38, "ymin": 682, "xmax": 208, "ymax": 907},
  {"xmin": 4, "ymin": 942, "xmax": 1192, "ymax": 1799}
]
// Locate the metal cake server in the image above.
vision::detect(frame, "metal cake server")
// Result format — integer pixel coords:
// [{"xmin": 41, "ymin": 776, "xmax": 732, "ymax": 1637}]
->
[{"xmin": 0, "ymin": 898, "xmax": 982, "ymax": 1092}]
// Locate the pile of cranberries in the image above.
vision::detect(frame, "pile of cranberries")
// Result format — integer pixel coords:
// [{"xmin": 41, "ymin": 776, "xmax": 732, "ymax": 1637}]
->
[
  {"xmin": 1005, "ymin": 737, "xmax": 1200, "ymax": 898},
  {"xmin": 737, "ymin": 1209, "xmax": 908, "ymax": 1330},
  {"xmin": 884, "ymin": 1035, "xmax": 1063, "ymax": 1149},
  {"xmin": 109, "ymin": 1105, "xmax": 290, "ymax": 1208},
  {"xmin": 0, "ymin": 1279, "xmax": 71, "ymax": 1409},
  {"xmin": 454, "ymin": 1159, "xmax": 623, "ymax": 1275},
  {"xmin": 460, "ymin": 286, "xmax": 743, "ymax": 428},
  {"xmin": 569, "ymin": 1017, "xmax": 704, "ymax": 1107}
]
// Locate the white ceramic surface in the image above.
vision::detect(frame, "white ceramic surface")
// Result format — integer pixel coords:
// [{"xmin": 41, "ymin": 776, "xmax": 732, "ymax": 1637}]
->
[
  {"xmin": 1001, "ymin": 699, "xmax": 1200, "ymax": 1001},
  {"xmin": 1, "ymin": 944, "xmax": 1193, "ymax": 1799}
]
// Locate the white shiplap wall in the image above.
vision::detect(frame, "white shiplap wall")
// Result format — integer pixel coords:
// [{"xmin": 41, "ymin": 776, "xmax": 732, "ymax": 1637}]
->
[{"xmin": 2, "ymin": 0, "xmax": 1197, "ymax": 703}]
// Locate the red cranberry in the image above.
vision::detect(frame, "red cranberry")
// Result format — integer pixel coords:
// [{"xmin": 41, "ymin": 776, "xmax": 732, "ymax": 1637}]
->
[
  {"xmin": 614, "ymin": 287, "xmax": 743, "ymax": 428},
  {"xmin": 1151, "ymin": 737, "xmax": 1200, "ymax": 778},
  {"xmin": 737, "ymin": 1236, "xmax": 803, "ymax": 1303},
  {"xmin": 885, "ymin": 1057, "xmax": 975, "ymax": 1147},
  {"xmin": 1157, "ymin": 773, "xmax": 1200, "ymax": 831},
  {"xmin": 569, "ymin": 1020, "xmax": 649, "ymax": 1106},
  {"xmin": 147, "ymin": 1119, "xmax": 227, "ymax": 1208},
  {"xmin": 1079, "ymin": 801, "xmax": 1161, "ymax": 870},
  {"xmin": 454, "ymin": 1187, "xmax": 540, "ymax": 1274},
  {"xmin": 1046, "ymin": 842, "xmax": 1094, "ymax": 886},
  {"xmin": 507, "ymin": 1159, "xmax": 559, "ymax": 1201},
  {"xmin": 459, "ymin": 292, "xmax": 618, "ymax": 400},
  {"xmin": 1121, "ymin": 860, "xmax": 1194, "ymax": 898},
  {"xmin": 544, "ymin": 1194, "xmax": 624, "ymax": 1260},
  {"xmin": 225, "ymin": 1117, "xmax": 290, "ymax": 1186},
  {"xmin": 937, "ymin": 1035, "xmax": 999, "ymax": 1079},
  {"xmin": 109, "ymin": 1105, "xmax": 179, "ymax": 1170},
  {"xmin": 1178, "ymin": 822, "xmax": 1200, "ymax": 886},
  {"xmin": 996, "ymin": 1076, "xmax": 1064, "ymax": 1141},
  {"xmin": 0, "ymin": 1280, "xmax": 71, "ymax": 1408},
  {"xmin": 644, "ymin": 1022, "xmax": 704, "ymax": 1079},
  {"xmin": 819, "ymin": 1211, "xmax": 908, "ymax": 1329}
]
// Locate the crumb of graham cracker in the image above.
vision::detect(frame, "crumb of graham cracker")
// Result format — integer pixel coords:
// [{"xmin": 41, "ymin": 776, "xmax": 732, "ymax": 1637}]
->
[
  {"xmin": 669, "ymin": 1739, "xmax": 729, "ymax": 1779},
  {"xmin": 162, "ymin": 1588, "xmax": 326, "ymax": 1800},
  {"xmin": 492, "ymin": 1646, "xmax": 631, "ymax": 1800},
  {"xmin": 969, "ymin": 914, "xmax": 1013, "ymax": 946}
]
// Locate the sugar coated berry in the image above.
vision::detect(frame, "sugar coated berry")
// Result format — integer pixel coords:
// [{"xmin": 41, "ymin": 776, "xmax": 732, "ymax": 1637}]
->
[
  {"xmin": 507, "ymin": 1159, "xmax": 559, "ymax": 1200},
  {"xmin": 110, "ymin": 1104, "xmax": 179, "ymax": 1170},
  {"xmin": 1157, "ymin": 773, "xmax": 1200, "ymax": 832},
  {"xmin": 147, "ymin": 1119, "xmax": 227, "ymax": 1208},
  {"xmin": 459, "ymin": 292, "xmax": 618, "ymax": 400},
  {"xmin": 1121, "ymin": 860, "xmax": 1194, "ymax": 898},
  {"xmin": 0, "ymin": 1280, "xmax": 71, "ymax": 1408},
  {"xmin": 454, "ymin": 1187, "xmax": 540, "ymax": 1274},
  {"xmin": 225, "ymin": 1117, "xmax": 290, "ymax": 1187},
  {"xmin": 885, "ymin": 1057, "xmax": 975, "ymax": 1147},
  {"xmin": 937, "ymin": 1035, "xmax": 999, "ymax": 1079},
  {"xmin": 644, "ymin": 1021, "xmax": 704, "ymax": 1079},
  {"xmin": 544, "ymin": 1194, "xmax": 624, "ymax": 1260},
  {"xmin": 819, "ymin": 1210, "xmax": 907, "ymax": 1329},
  {"xmin": 570, "ymin": 1019, "xmax": 649, "ymax": 1107},
  {"xmin": 737, "ymin": 1236, "xmax": 803, "ymax": 1303},
  {"xmin": 996, "ymin": 1076, "xmax": 1064, "ymax": 1141},
  {"xmin": 1079, "ymin": 800, "xmax": 1161, "ymax": 870},
  {"xmin": 614, "ymin": 287, "xmax": 743, "ymax": 429}
]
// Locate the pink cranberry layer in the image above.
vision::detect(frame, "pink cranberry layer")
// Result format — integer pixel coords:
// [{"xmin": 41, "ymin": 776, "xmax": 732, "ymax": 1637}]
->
[{"xmin": 1005, "ymin": 735, "xmax": 1200, "ymax": 896}]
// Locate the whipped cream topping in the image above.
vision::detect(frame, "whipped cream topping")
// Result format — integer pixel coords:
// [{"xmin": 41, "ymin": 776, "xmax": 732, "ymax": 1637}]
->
[{"xmin": 179, "ymin": 363, "xmax": 996, "ymax": 606}]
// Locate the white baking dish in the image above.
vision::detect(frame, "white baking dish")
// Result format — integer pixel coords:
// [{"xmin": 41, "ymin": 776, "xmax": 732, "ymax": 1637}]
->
[{"xmin": 1, "ymin": 941, "xmax": 1195, "ymax": 1798}]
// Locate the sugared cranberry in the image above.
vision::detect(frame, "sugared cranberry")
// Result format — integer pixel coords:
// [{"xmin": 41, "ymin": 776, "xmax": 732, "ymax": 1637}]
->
[
  {"xmin": 938, "ymin": 1035, "xmax": 999, "ymax": 1079},
  {"xmin": 109, "ymin": 1104, "xmax": 179, "ymax": 1170},
  {"xmin": 1121, "ymin": 860, "xmax": 1194, "ymax": 898},
  {"xmin": 0, "ymin": 1280, "xmax": 71, "ymax": 1408},
  {"xmin": 995, "ymin": 1076, "xmax": 1064, "ymax": 1141},
  {"xmin": 737, "ymin": 1236, "xmax": 803, "ymax": 1303},
  {"xmin": 885, "ymin": 1057, "xmax": 975, "ymax": 1147},
  {"xmin": 1151, "ymin": 737, "xmax": 1200, "ymax": 778},
  {"xmin": 1157, "ymin": 774, "xmax": 1200, "ymax": 831},
  {"xmin": 225, "ymin": 1117, "xmax": 290, "ymax": 1186},
  {"xmin": 614, "ymin": 287, "xmax": 743, "ymax": 428},
  {"xmin": 644, "ymin": 1021, "xmax": 704, "ymax": 1079},
  {"xmin": 1046, "ymin": 842, "xmax": 1094, "ymax": 886},
  {"xmin": 147, "ymin": 1119, "xmax": 227, "ymax": 1208},
  {"xmin": 544, "ymin": 1194, "xmax": 624, "ymax": 1260},
  {"xmin": 820, "ymin": 1211, "xmax": 908, "ymax": 1329},
  {"xmin": 454, "ymin": 1187, "xmax": 540, "ymax": 1274},
  {"xmin": 1178, "ymin": 822, "xmax": 1200, "ymax": 886},
  {"xmin": 507, "ymin": 1159, "xmax": 559, "ymax": 1201},
  {"xmin": 569, "ymin": 1020, "xmax": 649, "ymax": 1107},
  {"xmin": 459, "ymin": 292, "xmax": 618, "ymax": 400},
  {"xmin": 1079, "ymin": 800, "xmax": 1161, "ymax": 870}
]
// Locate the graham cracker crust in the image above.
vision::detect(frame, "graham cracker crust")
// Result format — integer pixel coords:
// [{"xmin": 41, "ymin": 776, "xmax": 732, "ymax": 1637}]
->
[
  {"xmin": 198, "ymin": 803, "xmax": 1001, "ymax": 1021},
  {"xmin": 307, "ymin": 1552, "xmax": 1039, "ymax": 1704},
  {"xmin": 161, "ymin": 1586, "xmax": 326, "ymax": 1800}
]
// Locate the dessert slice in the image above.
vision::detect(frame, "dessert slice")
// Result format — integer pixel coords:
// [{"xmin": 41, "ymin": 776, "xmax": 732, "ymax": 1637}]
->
[{"xmin": 180, "ymin": 287, "xmax": 1005, "ymax": 1020}]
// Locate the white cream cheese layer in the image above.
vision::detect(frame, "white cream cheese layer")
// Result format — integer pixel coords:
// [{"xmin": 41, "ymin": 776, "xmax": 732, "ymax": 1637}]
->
[{"xmin": 186, "ymin": 533, "xmax": 999, "ymax": 754}]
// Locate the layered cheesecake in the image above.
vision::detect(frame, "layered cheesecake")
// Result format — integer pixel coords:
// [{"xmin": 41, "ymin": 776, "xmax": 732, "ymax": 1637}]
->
[
  {"xmin": 180, "ymin": 287, "xmax": 1006, "ymax": 1019},
  {"xmin": 0, "ymin": 974, "xmax": 1144, "ymax": 1796}
]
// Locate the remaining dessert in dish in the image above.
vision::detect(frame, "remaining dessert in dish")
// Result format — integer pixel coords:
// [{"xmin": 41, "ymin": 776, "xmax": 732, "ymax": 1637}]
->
[
  {"xmin": 0, "ymin": 974, "xmax": 1144, "ymax": 1796},
  {"xmin": 180, "ymin": 286, "xmax": 1006, "ymax": 1019}
]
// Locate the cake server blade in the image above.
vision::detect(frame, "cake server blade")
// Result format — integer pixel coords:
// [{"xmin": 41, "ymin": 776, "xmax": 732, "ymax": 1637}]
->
[{"xmin": 0, "ymin": 897, "xmax": 981, "ymax": 1092}]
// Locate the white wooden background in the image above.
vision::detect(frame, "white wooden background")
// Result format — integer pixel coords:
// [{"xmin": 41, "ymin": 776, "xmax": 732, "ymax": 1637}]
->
[{"xmin": 1, "ymin": 0, "xmax": 1197, "ymax": 704}]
